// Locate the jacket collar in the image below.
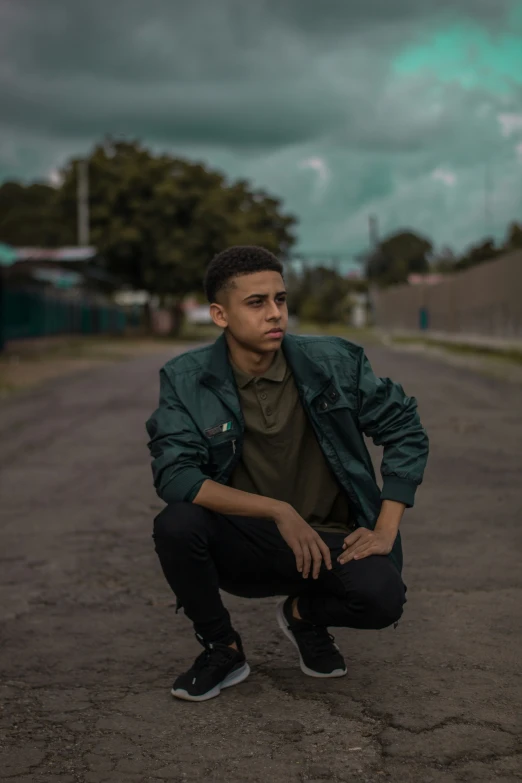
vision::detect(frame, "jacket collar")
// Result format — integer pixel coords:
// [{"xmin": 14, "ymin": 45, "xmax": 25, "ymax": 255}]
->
[
  {"xmin": 199, "ymin": 333, "xmax": 239, "ymax": 412},
  {"xmin": 201, "ymin": 332, "xmax": 332, "ymax": 403},
  {"xmin": 281, "ymin": 333, "xmax": 332, "ymax": 401}
]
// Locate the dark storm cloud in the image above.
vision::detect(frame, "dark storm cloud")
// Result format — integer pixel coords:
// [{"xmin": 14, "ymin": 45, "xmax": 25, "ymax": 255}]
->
[
  {"xmin": 1, "ymin": 0, "xmax": 521, "ymax": 255},
  {"xmin": 3, "ymin": 1, "xmax": 514, "ymax": 88},
  {"xmin": 0, "ymin": 0, "xmax": 515, "ymax": 150},
  {"xmin": 0, "ymin": 75, "xmax": 349, "ymax": 149}
]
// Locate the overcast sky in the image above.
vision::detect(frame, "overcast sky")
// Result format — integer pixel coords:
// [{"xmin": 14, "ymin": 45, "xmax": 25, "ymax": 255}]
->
[{"xmin": 1, "ymin": 0, "xmax": 521, "ymax": 262}]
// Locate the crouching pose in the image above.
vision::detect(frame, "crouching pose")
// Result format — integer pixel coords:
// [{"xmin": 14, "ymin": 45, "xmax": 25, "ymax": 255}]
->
[{"xmin": 146, "ymin": 246, "xmax": 429, "ymax": 702}]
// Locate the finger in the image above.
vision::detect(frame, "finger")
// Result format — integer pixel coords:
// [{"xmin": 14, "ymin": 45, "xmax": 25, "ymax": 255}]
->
[
  {"xmin": 316, "ymin": 537, "xmax": 332, "ymax": 570},
  {"xmin": 293, "ymin": 542, "xmax": 304, "ymax": 573},
  {"xmin": 301, "ymin": 543, "xmax": 312, "ymax": 579},
  {"xmin": 343, "ymin": 533, "xmax": 373, "ymax": 555},
  {"xmin": 339, "ymin": 544, "xmax": 375, "ymax": 564},
  {"xmin": 352, "ymin": 546, "xmax": 376, "ymax": 561},
  {"xmin": 342, "ymin": 529, "xmax": 363, "ymax": 550},
  {"xmin": 309, "ymin": 540, "xmax": 323, "ymax": 579}
]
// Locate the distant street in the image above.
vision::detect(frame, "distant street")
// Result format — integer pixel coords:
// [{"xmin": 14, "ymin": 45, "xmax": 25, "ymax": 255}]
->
[{"xmin": 1, "ymin": 343, "xmax": 521, "ymax": 783}]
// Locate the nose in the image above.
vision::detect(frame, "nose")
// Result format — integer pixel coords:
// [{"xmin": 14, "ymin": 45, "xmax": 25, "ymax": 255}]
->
[{"xmin": 266, "ymin": 300, "xmax": 281, "ymax": 321}]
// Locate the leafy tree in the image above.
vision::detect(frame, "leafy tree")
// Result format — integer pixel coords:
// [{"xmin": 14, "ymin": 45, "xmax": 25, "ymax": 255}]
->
[
  {"xmin": 0, "ymin": 139, "xmax": 298, "ymax": 332},
  {"xmin": 363, "ymin": 230, "xmax": 432, "ymax": 287},
  {"xmin": 503, "ymin": 222, "xmax": 522, "ymax": 251},
  {"xmin": 288, "ymin": 266, "xmax": 364, "ymax": 324},
  {"xmin": 0, "ymin": 182, "xmax": 62, "ymax": 246},
  {"xmin": 431, "ymin": 246, "xmax": 458, "ymax": 274},
  {"xmin": 54, "ymin": 140, "xmax": 297, "ymax": 306},
  {"xmin": 446, "ymin": 222, "xmax": 520, "ymax": 274},
  {"xmin": 454, "ymin": 238, "xmax": 500, "ymax": 271}
]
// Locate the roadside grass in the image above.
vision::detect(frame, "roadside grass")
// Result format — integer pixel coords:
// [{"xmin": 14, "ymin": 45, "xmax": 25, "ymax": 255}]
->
[
  {"xmin": 390, "ymin": 335, "xmax": 522, "ymax": 365},
  {"xmin": 0, "ymin": 321, "xmax": 377, "ymax": 399},
  {"xmin": 16, "ymin": 321, "xmax": 520, "ymax": 399},
  {"xmin": 0, "ymin": 335, "xmax": 172, "ymax": 398},
  {"xmin": 293, "ymin": 322, "xmax": 379, "ymax": 343}
]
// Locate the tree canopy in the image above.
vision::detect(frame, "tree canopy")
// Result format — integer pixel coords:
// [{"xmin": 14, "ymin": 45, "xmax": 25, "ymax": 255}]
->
[
  {"xmin": 362, "ymin": 230, "xmax": 432, "ymax": 287},
  {"xmin": 0, "ymin": 139, "xmax": 298, "ymax": 301},
  {"xmin": 2, "ymin": 139, "xmax": 520, "ymax": 300},
  {"xmin": 360, "ymin": 218, "xmax": 522, "ymax": 287},
  {"xmin": 0, "ymin": 181, "xmax": 63, "ymax": 247},
  {"xmin": 287, "ymin": 266, "xmax": 366, "ymax": 324}
]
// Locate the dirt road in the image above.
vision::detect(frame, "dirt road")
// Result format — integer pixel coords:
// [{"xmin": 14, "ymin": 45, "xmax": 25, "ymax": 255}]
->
[{"xmin": 1, "ymin": 343, "xmax": 521, "ymax": 783}]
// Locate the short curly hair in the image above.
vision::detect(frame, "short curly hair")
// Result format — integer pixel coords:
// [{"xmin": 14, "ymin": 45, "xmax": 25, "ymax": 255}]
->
[{"xmin": 204, "ymin": 246, "xmax": 284, "ymax": 303}]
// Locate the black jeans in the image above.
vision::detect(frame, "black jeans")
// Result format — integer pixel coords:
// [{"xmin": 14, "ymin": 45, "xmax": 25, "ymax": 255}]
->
[{"xmin": 153, "ymin": 502, "xmax": 406, "ymax": 643}]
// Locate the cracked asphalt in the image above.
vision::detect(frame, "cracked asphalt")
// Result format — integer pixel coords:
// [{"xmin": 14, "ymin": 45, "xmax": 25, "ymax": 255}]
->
[{"xmin": 1, "ymin": 342, "xmax": 521, "ymax": 783}]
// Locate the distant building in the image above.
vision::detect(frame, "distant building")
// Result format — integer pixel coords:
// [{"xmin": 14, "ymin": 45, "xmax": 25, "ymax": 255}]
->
[
  {"xmin": 350, "ymin": 292, "xmax": 368, "ymax": 328},
  {"xmin": 183, "ymin": 299, "xmax": 213, "ymax": 325},
  {"xmin": 0, "ymin": 246, "xmax": 136, "ymax": 348},
  {"xmin": 4, "ymin": 246, "xmax": 120, "ymax": 295}
]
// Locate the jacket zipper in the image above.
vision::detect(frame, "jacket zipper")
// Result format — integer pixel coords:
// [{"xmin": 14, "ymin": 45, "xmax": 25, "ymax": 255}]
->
[{"xmin": 306, "ymin": 386, "xmax": 364, "ymax": 528}]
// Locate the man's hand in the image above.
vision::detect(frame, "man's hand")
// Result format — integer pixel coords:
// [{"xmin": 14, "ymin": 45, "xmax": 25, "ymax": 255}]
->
[
  {"xmin": 337, "ymin": 527, "xmax": 396, "ymax": 564},
  {"xmin": 338, "ymin": 500, "xmax": 405, "ymax": 565},
  {"xmin": 273, "ymin": 503, "xmax": 332, "ymax": 579}
]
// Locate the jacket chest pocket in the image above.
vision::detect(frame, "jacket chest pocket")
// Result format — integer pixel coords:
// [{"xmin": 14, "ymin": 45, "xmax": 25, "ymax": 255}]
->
[
  {"xmin": 311, "ymin": 387, "xmax": 363, "ymax": 454},
  {"xmin": 208, "ymin": 437, "xmax": 237, "ymax": 472},
  {"xmin": 314, "ymin": 383, "xmax": 357, "ymax": 415}
]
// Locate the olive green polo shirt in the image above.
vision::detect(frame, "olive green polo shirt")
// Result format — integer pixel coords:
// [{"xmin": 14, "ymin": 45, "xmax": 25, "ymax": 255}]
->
[{"xmin": 228, "ymin": 349, "xmax": 351, "ymax": 534}]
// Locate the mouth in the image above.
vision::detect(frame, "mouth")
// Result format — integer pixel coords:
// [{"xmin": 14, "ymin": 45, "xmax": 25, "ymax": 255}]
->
[{"xmin": 266, "ymin": 328, "xmax": 284, "ymax": 337}]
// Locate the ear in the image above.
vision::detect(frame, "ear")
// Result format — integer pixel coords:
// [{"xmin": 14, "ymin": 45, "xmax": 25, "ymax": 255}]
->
[{"xmin": 210, "ymin": 303, "xmax": 228, "ymax": 329}]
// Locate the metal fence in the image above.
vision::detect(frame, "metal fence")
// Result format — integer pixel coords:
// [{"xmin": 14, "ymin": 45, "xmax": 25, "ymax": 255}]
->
[
  {"xmin": 1, "ymin": 285, "xmax": 139, "ymax": 345},
  {"xmin": 372, "ymin": 250, "xmax": 522, "ymax": 339}
]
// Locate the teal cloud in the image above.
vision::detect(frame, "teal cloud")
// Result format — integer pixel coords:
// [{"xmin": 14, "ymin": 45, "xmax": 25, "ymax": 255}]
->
[{"xmin": 394, "ymin": 17, "xmax": 522, "ymax": 94}]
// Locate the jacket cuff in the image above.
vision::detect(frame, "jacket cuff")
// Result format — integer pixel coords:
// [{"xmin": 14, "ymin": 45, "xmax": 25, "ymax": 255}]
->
[
  {"xmin": 159, "ymin": 467, "xmax": 208, "ymax": 504},
  {"xmin": 381, "ymin": 476, "xmax": 418, "ymax": 508}
]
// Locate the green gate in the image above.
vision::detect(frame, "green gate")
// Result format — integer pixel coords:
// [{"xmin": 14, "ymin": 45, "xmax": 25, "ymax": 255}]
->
[{"xmin": 1, "ymin": 286, "xmax": 131, "ymax": 344}]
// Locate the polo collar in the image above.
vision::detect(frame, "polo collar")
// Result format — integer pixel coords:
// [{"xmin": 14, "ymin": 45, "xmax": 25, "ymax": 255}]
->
[{"xmin": 231, "ymin": 349, "xmax": 287, "ymax": 389}]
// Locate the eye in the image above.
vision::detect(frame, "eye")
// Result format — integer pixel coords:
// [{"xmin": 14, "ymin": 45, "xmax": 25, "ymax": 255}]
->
[{"xmin": 249, "ymin": 300, "xmax": 262, "ymax": 307}]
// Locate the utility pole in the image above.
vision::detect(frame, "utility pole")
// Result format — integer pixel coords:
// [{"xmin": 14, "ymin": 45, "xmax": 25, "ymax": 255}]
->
[
  {"xmin": 366, "ymin": 215, "xmax": 380, "ymax": 327},
  {"xmin": 363, "ymin": 214, "xmax": 379, "ymax": 279},
  {"xmin": 77, "ymin": 159, "xmax": 90, "ymax": 246},
  {"xmin": 369, "ymin": 214, "xmax": 379, "ymax": 249},
  {"xmin": 484, "ymin": 162, "xmax": 493, "ymax": 237}
]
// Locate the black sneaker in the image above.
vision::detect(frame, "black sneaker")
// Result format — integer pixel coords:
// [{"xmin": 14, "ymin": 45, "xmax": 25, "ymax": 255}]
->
[
  {"xmin": 171, "ymin": 632, "xmax": 250, "ymax": 702},
  {"xmin": 276, "ymin": 597, "xmax": 347, "ymax": 678}
]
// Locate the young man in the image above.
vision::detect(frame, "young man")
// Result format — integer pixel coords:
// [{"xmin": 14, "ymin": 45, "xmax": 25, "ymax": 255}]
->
[{"xmin": 146, "ymin": 246, "xmax": 429, "ymax": 702}]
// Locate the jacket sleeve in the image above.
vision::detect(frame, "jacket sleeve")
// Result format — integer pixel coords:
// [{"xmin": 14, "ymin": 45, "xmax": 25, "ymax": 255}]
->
[
  {"xmin": 356, "ymin": 349, "xmax": 429, "ymax": 508},
  {"xmin": 145, "ymin": 368, "xmax": 209, "ymax": 504}
]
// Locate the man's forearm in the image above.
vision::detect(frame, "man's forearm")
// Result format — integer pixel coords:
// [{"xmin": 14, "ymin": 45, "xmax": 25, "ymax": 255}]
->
[
  {"xmin": 193, "ymin": 479, "xmax": 283, "ymax": 520},
  {"xmin": 374, "ymin": 499, "xmax": 406, "ymax": 540}
]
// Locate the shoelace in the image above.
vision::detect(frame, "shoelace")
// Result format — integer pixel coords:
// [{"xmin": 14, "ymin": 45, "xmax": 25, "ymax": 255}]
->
[
  {"xmin": 293, "ymin": 625, "xmax": 337, "ymax": 659},
  {"xmin": 190, "ymin": 641, "xmax": 237, "ymax": 681}
]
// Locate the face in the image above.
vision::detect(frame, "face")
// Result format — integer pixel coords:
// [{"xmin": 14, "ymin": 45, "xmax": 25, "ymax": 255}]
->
[{"xmin": 210, "ymin": 271, "xmax": 288, "ymax": 353}]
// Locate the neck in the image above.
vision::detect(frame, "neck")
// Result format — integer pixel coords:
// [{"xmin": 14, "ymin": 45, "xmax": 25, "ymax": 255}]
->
[{"xmin": 225, "ymin": 331, "xmax": 277, "ymax": 376}]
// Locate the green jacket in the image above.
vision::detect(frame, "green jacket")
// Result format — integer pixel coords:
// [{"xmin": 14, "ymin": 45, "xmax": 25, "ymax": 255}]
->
[{"xmin": 146, "ymin": 333, "xmax": 429, "ymax": 571}]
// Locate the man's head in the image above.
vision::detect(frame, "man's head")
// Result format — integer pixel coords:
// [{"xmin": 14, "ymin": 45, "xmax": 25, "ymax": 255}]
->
[{"xmin": 204, "ymin": 246, "xmax": 288, "ymax": 354}]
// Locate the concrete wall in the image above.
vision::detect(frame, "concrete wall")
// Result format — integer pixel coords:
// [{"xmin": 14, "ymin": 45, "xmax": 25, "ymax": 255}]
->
[{"xmin": 372, "ymin": 250, "xmax": 522, "ymax": 338}]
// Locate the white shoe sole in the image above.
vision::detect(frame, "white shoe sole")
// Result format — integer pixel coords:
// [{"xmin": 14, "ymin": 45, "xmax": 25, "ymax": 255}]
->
[
  {"xmin": 276, "ymin": 599, "xmax": 347, "ymax": 679},
  {"xmin": 171, "ymin": 661, "xmax": 251, "ymax": 702}
]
